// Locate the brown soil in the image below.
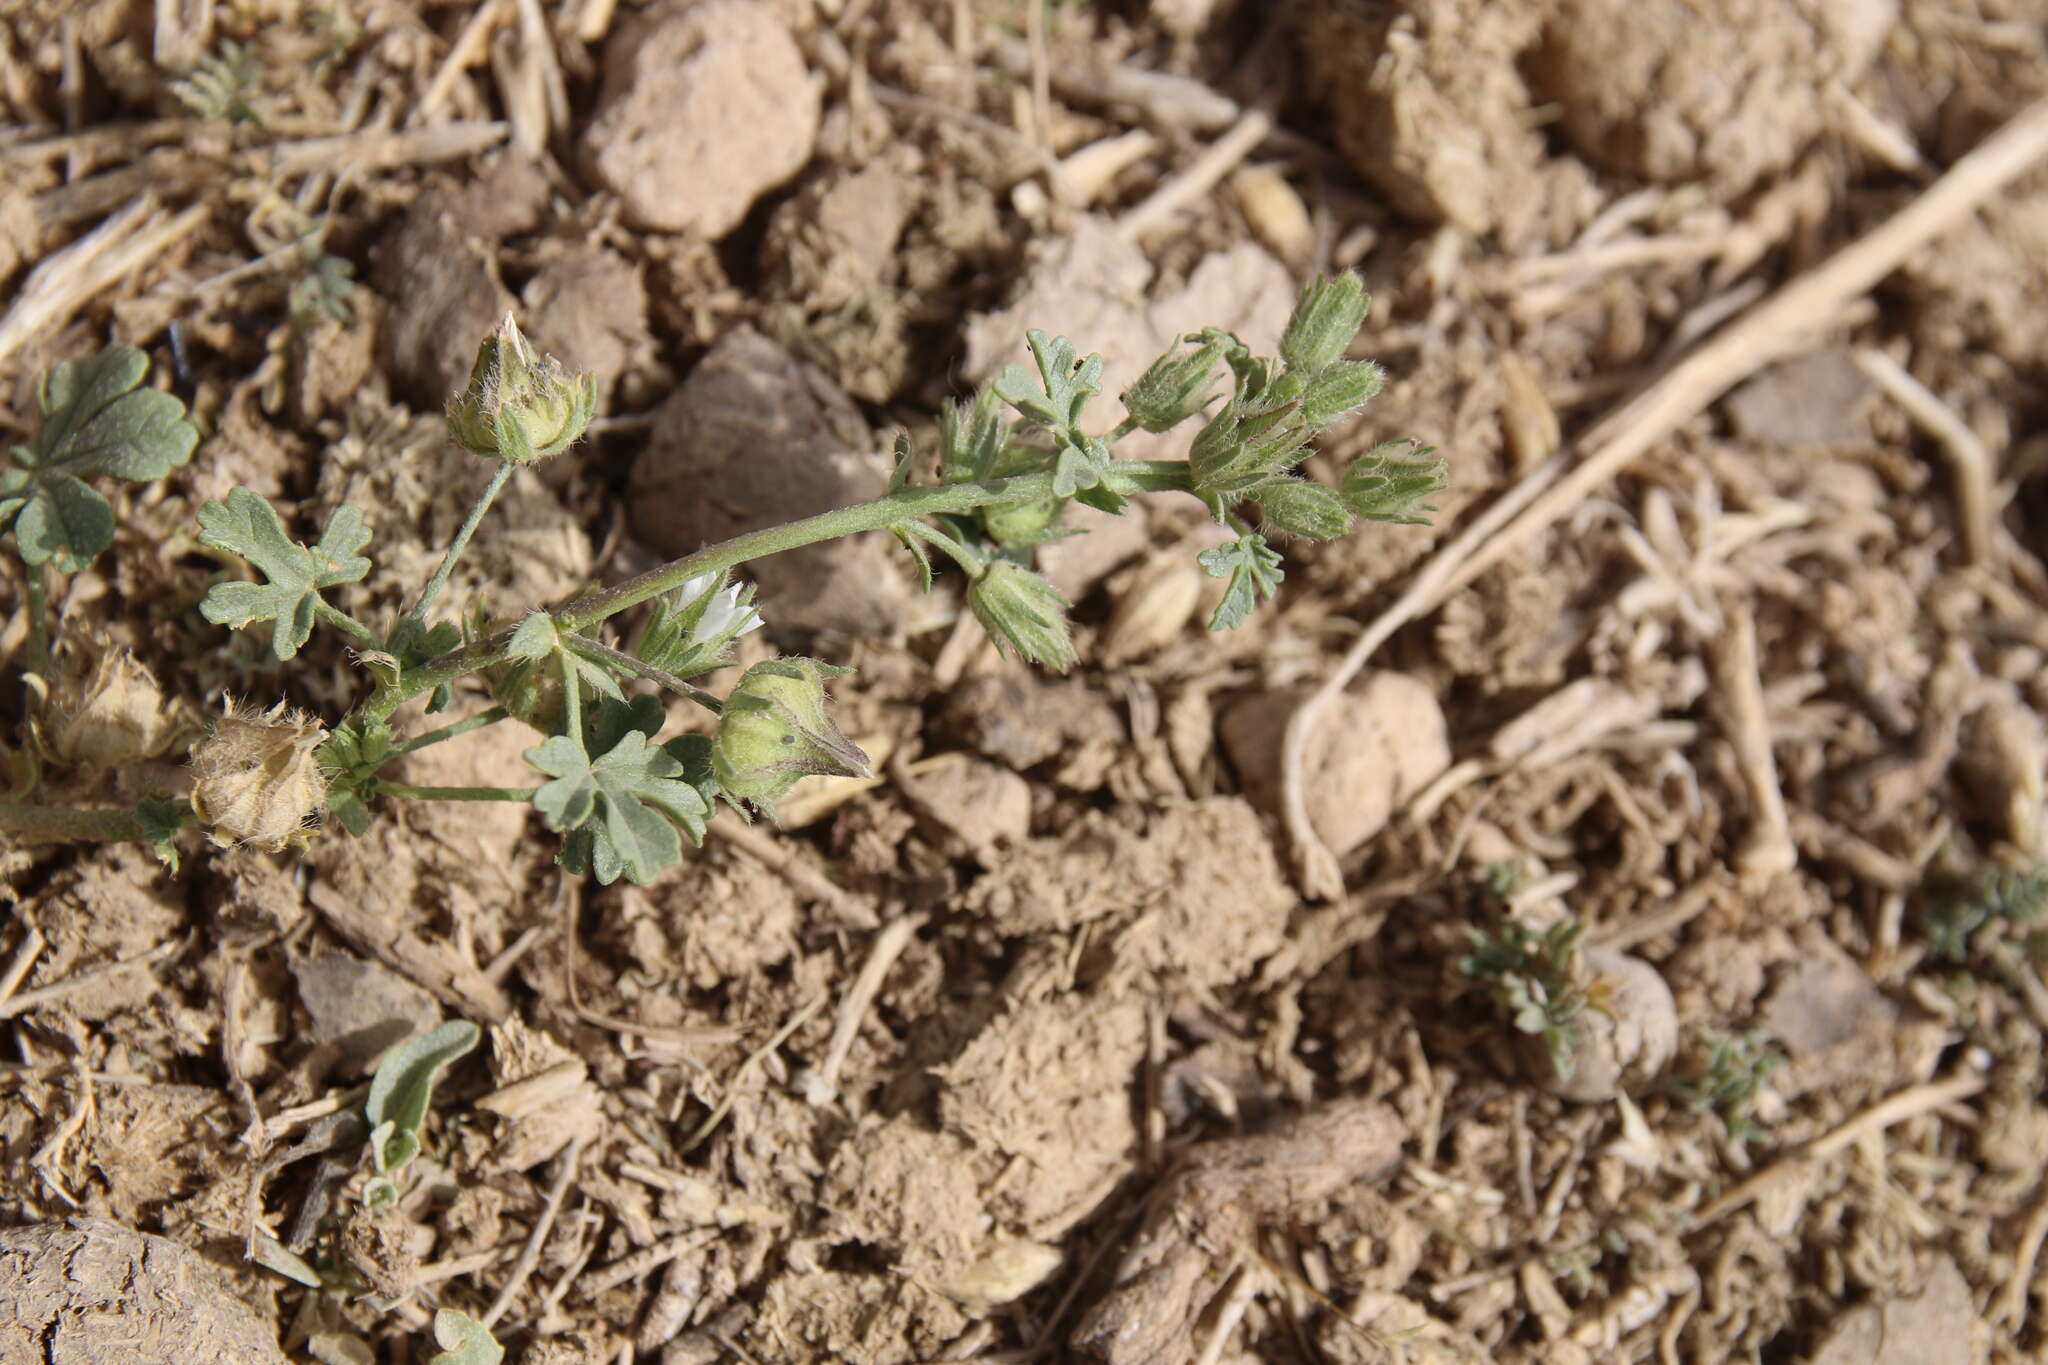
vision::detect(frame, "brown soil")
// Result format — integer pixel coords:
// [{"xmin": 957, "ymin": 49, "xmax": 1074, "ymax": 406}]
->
[{"xmin": 3, "ymin": 2, "xmax": 2048, "ymax": 1363}]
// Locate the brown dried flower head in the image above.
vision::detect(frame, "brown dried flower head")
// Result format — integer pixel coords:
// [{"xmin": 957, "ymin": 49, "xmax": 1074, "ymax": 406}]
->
[
  {"xmin": 39, "ymin": 639, "xmax": 182, "ymax": 768},
  {"xmin": 189, "ymin": 699, "xmax": 328, "ymax": 851}
]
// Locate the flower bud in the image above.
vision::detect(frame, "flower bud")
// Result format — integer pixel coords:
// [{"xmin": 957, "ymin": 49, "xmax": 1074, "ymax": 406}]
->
[
  {"xmin": 447, "ymin": 313, "xmax": 597, "ymax": 464},
  {"xmin": 1251, "ymin": 479, "xmax": 1354, "ymax": 541},
  {"xmin": 1189, "ymin": 401, "xmax": 1310, "ymax": 499},
  {"xmin": 1340, "ymin": 439, "xmax": 1448, "ymax": 525},
  {"xmin": 1121, "ymin": 335, "xmax": 1224, "ymax": 433},
  {"xmin": 1299, "ymin": 359, "xmax": 1384, "ymax": 433},
  {"xmin": 1279, "ymin": 272, "xmax": 1369, "ymax": 376},
  {"xmin": 967, "ymin": 560, "xmax": 1076, "ymax": 672},
  {"xmin": 712, "ymin": 659, "xmax": 870, "ymax": 813},
  {"xmin": 190, "ymin": 699, "xmax": 328, "ymax": 850},
  {"xmin": 40, "ymin": 640, "xmax": 181, "ymax": 767},
  {"xmin": 982, "ymin": 496, "xmax": 1065, "ymax": 549}
]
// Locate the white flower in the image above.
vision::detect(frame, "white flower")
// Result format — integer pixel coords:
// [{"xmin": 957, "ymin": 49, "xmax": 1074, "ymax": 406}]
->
[{"xmin": 677, "ymin": 572, "xmax": 762, "ymax": 647}]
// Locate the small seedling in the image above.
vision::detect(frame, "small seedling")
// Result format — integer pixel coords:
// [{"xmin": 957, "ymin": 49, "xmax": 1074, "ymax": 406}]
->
[
  {"xmin": 361, "ymin": 1019, "xmax": 480, "ymax": 1207},
  {"xmin": 168, "ymin": 39, "xmax": 265, "ymax": 124},
  {"xmin": 288, "ymin": 223, "xmax": 357, "ymax": 331},
  {"xmin": 1669, "ymin": 1028, "xmax": 1782, "ymax": 1146},
  {"xmin": 428, "ymin": 1309, "xmax": 504, "ymax": 1365},
  {"xmin": 0, "ymin": 276, "xmax": 1445, "ymax": 887},
  {"xmin": 1920, "ymin": 860, "xmax": 2048, "ymax": 987},
  {"xmin": 1460, "ymin": 912, "xmax": 1590, "ymax": 1081}
]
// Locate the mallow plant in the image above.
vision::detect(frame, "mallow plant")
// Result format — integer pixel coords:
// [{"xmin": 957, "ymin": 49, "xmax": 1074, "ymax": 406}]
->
[{"xmin": 0, "ymin": 275, "xmax": 1446, "ymax": 885}]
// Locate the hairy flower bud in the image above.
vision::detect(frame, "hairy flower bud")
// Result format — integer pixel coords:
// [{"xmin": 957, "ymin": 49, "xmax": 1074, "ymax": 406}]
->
[
  {"xmin": 447, "ymin": 313, "xmax": 597, "ymax": 464},
  {"xmin": 712, "ymin": 659, "xmax": 870, "ymax": 813},
  {"xmin": 189, "ymin": 700, "xmax": 328, "ymax": 850},
  {"xmin": 968, "ymin": 560, "xmax": 1077, "ymax": 672},
  {"xmin": 1122, "ymin": 335, "xmax": 1224, "ymax": 433},
  {"xmin": 1279, "ymin": 272, "xmax": 1369, "ymax": 376},
  {"xmin": 1299, "ymin": 359, "xmax": 1384, "ymax": 433},
  {"xmin": 1340, "ymin": 440, "xmax": 1449, "ymax": 525},
  {"xmin": 1251, "ymin": 479, "xmax": 1354, "ymax": 541},
  {"xmin": 39, "ymin": 640, "xmax": 181, "ymax": 767},
  {"xmin": 982, "ymin": 496, "xmax": 1065, "ymax": 549},
  {"xmin": 1189, "ymin": 400, "xmax": 1310, "ymax": 499}
]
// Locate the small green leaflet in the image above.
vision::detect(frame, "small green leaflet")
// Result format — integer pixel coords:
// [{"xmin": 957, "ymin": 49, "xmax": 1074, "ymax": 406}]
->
[
  {"xmin": 198, "ymin": 488, "xmax": 371, "ymax": 660},
  {"xmin": 363, "ymin": 1019, "xmax": 480, "ymax": 1175},
  {"xmin": 1197, "ymin": 533, "xmax": 1284, "ymax": 631},
  {"xmin": 428, "ymin": 1311, "xmax": 504, "ymax": 1365},
  {"xmin": 1, "ymin": 345, "xmax": 199, "ymax": 570},
  {"xmin": 994, "ymin": 330, "xmax": 1102, "ymax": 432},
  {"xmin": 527, "ymin": 721, "xmax": 713, "ymax": 887}
]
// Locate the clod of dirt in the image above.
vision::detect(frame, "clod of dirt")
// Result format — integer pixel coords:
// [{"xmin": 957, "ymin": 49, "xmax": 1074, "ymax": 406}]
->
[
  {"xmin": 1723, "ymin": 349, "xmax": 1876, "ymax": 449},
  {"xmin": 762, "ymin": 156, "xmax": 918, "ymax": 316},
  {"xmin": 596, "ymin": 846, "xmax": 802, "ymax": 991},
  {"xmin": 292, "ymin": 948, "xmax": 443, "ymax": 1075},
  {"xmin": 938, "ymin": 992, "xmax": 1147, "ymax": 1236},
  {"xmin": 962, "ymin": 798, "xmax": 1294, "ymax": 992},
  {"xmin": 1805, "ymin": 1254, "xmax": 1975, "ymax": 1365},
  {"xmin": 1221, "ymin": 673, "xmax": 1451, "ymax": 858},
  {"xmin": 522, "ymin": 246, "xmax": 654, "ymax": 405},
  {"xmin": 370, "ymin": 188, "xmax": 516, "ymax": 409},
  {"xmin": 629, "ymin": 325, "xmax": 914, "ymax": 634},
  {"xmin": 1285, "ymin": 0, "xmax": 1549, "ymax": 238},
  {"xmin": 898, "ymin": 753, "xmax": 1033, "ymax": 864},
  {"xmin": 0, "ymin": 1217, "xmax": 287, "ymax": 1364},
  {"xmin": 944, "ymin": 673, "xmax": 1123, "ymax": 780},
  {"xmin": 820, "ymin": 1117, "xmax": 989, "ymax": 1282},
  {"xmin": 1527, "ymin": 0, "xmax": 1896, "ymax": 191},
  {"xmin": 1759, "ymin": 940, "xmax": 1900, "ymax": 1099},
  {"xmin": 1524, "ymin": 946, "xmax": 1679, "ymax": 1104},
  {"xmin": 581, "ymin": 0, "xmax": 821, "ymax": 236},
  {"xmin": 1903, "ymin": 190, "xmax": 2048, "ymax": 360},
  {"xmin": 1073, "ymin": 1099, "xmax": 1404, "ymax": 1365}
]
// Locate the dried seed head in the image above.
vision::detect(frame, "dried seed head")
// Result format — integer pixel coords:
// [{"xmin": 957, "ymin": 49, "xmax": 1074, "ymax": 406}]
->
[
  {"xmin": 190, "ymin": 699, "xmax": 328, "ymax": 851},
  {"xmin": 40, "ymin": 639, "xmax": 181, "ymax": 767}
]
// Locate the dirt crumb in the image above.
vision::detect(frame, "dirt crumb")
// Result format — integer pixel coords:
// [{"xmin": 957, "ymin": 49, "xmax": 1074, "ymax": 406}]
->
[
  {"xmin": 747, "ymin": 1270, "xmax": 971, "ymax": 1365},
  {"xmin": 938, "ymin": 991, "xmax": 1146, "ymax": 1236},
  {"xmin": 582, "ymin": 0, "xmax": 821, "ymax": 236},
  {"xmin": 1806, "ymin": 1254, "xmax": 1977, "ymax": 1365},
  {"xmin": 1723, "ymin": 349, "xmax": 1876, "ymax": 449},
  {"xmin": 522, "ymin": 246, "xmax": 655, "ymax": 404},
  {"xmin": 944, "ymin": 672, "xmax": 1122, "ymax": 778},
  {"xmin": 291, "ymin": 949, "xmax": 443, "ymax": 1075},
  {"xmin": 898, "ymin": 754, "xmax": 1033, "ymax": 864},
  {"xmin": 1221, "ymin": 673, "xmax": 1451, "ymax": 858},
  {"xmin": 820, "ymin": 1117, "xmax": 989, "ymax": 1280},
  {"xmin": 630, "ymin": 326, "xmax": 914, "ymax": 634},
  {"xmin": 370, "ymin": 186, "xmax": 515, "ymax": 409}
]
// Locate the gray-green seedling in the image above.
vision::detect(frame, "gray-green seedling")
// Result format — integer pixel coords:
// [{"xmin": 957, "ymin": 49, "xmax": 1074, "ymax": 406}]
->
[
  {"xmin": 361, "ymin": 1019, "xmax": 480, "ymax": 1208},
  {"xmin": 247, "ymin": 1020, "xmax": 480, "ymax": 1301},
  {"xmin": 1460, "ymin": 869, "xmax": 1592, "ymax": 1081},
  {"xmin": 1669, "ymin": 1028, "xmax": 1782, "ymax": 1146},
  {"xmin": 427, "ymin": 1310, "xmax": 504, "ymax": 1365},
  {"xmin": 1920, "ymin": 859, "xmax": 2048, "ymax": 988},
  {"xmin": 1, "ymin": 275, "xmax": 1445, "ymax": 885}
]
